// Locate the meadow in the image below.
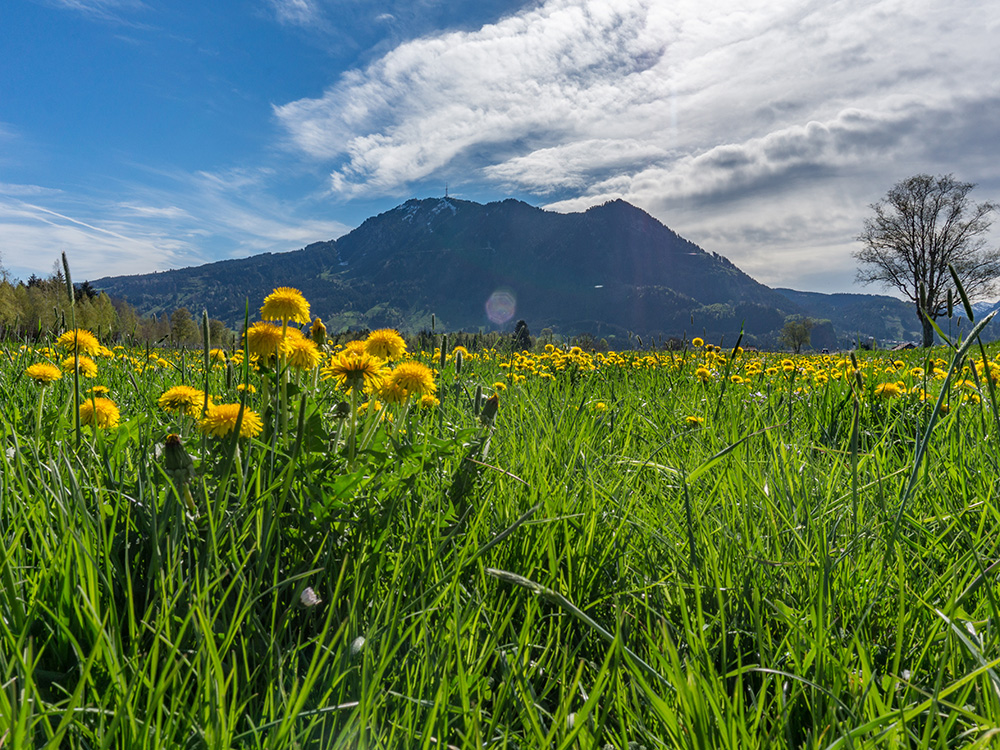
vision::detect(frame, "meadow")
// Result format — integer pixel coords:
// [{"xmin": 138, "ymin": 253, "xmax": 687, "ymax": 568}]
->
[{"xmin": 2, "ymin": 283, "xmax": 1000, "ymax": 749}]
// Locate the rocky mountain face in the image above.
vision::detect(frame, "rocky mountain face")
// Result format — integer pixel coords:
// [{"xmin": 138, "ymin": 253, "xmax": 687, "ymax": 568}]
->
[{"xmin": 92, "ymin": 196, "xmax": 927, "ymax": 346}]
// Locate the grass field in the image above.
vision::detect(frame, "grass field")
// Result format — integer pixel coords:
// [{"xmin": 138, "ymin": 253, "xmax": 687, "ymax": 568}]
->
[{"xmin": 2, "ymin": 286, "xmax": 1000, "ymax": 748}]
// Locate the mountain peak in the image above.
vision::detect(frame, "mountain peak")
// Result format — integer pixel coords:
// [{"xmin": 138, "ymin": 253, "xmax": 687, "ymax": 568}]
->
[{"xmin": 93, "ymin": 195, "xmax": 797, "ymax": 340}]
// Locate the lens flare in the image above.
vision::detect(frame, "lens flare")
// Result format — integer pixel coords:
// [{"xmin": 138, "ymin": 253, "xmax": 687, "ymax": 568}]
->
[{"xmin": 486, "ymin": 290, "xmax": 516, "ymax": 325}]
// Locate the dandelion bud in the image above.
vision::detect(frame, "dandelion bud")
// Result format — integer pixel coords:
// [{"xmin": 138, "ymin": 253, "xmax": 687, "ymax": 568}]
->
[
  {"xmin": 163, "ymin": 433, "xmax": 194, "ymax": 479},
  {"xmin": 474, "ymin": 384, "xmax": 483, "ymax": 410},
  {"xmin": 947, "ymin": 289, "xmax": 954, "ymax": 318},
  {"xmin": 455, "ymin": 349, "xmax": 464, "ymax": 376},
  {"xmin": 479, "ymin": 393, "xmax": 499, "ymax": 425},
  {"xmin": 310, "ymin": 317, "xmax": 326, "ymax": 347},
  {"xmin": 440, "ymin": 335, "xmax": 448, "ymax": 369},
  {"xmin": 431, "ymin": 313, "xmax": 436, "ymax": 333}
]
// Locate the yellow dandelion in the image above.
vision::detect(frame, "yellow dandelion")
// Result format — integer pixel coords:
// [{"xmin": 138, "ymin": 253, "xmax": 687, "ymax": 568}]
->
[
  {"xmin": 61, "ymin": 355, "xmax": 98, "ymax": 377},
  {"xmin": 357, "ymin": 399, "xmax": 384, "ymax": 415},
  {"xmin": 158, "ymin": 385, "xmax": 211, "ymax": 416},
  {"xmin": 26, "ymin": 362, "xmax": 62, "ymax": 385},
  {"xmin": 86, "ymin": 385, "xmax": 110, "ymax": 396},
  {"xmin": 80, "ymin": 397, "xmax": 120, "ymax": 429},
  {"xmin": 55, "ymin": 328, "xmax": 100, "ymax": 356},
  {"xmin": 199, "ymin": 403, "xmax": 263, "ymax": 438},
  {"xmin": 420, "ymin": 394, "xmax": 440, "ymax": 408},
  {"xmin": 260, "ymin": 287, "xmax": 311, "ymax": 324},
  {"xmin": 378, "ymin": 378, "xmax": 410, "ymax": 404},
  {"xmin": 592, "ymin": 401, "xmax": 607, "ymax": 412},
  {"xmin": 493, "ymin": 381, "xmax": 507, "ymax": 391},
  {"xmin": 386, "ymin": 360, "xmax": 436, "ymax": 397},
  {"xmin": 874, "ymin": 382, "xmax": 903, "ymax": 399},
  {"xmin": 236, "ymin": 383, "xmax": 256, "ymax": 394},
  {"xmin": 695, "ymin": 366, "xmax": 712, "ymax": 383},
  {"xmin": 310, "ymin": 317, "xmax": 326, "ymax": 346},
  {"xmin": 685, "ymin": 415, "xmax": 705, "ymax": 427},
  {"xmin": 341, "ymin": 340, "xmax": 366, "ymax": 356},
  {"xmin": 320, "ymin": 350, "xmax": 388, "ymax": 391},
  {"xmin": 209, "ymin": 348, "xmax": 227, "ymax": 363},
  {"xmin": 692, "ymin": 337, "xmax": 704, "ymax": 347},
  {"xmin": 283, "ymin": 336, "xmax": 322, "ymax": 370},
  {"xmin": 245, "ymin": 322, "xmax": 285, "ymax": 360},
  {"xmin": 364, "ymin": 329, "xmax": 407, "ymax": 360}
]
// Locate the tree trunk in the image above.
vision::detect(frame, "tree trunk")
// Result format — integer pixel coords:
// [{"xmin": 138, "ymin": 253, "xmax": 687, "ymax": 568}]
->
[{"xmin": 921, "ymin": 313, "xmax": 934, "ymax": 348}]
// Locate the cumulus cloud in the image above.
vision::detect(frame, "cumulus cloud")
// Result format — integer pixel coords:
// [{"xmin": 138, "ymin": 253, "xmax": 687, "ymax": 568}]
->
[
  {"xmin": 269, "ymin": 0, "xmax": 1000, "ymax": 292},
  {"xmin": 275, "ymin": 0, "xmax": 998, "ymax": 199}
]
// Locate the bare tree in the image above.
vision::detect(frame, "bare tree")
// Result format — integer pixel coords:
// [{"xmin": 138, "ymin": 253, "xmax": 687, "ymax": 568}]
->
[{"xmin": 855, "ymin": 174, "xmax": 1000, "ymax": 347}]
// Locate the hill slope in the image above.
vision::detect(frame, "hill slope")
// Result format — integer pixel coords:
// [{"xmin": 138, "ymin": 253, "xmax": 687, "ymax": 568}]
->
[{"xmin": 94, "ymin": 197, "xmax": 801, "ymax": 341}]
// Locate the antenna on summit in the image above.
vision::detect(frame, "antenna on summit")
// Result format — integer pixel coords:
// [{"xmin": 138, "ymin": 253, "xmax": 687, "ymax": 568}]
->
[{"xmin": 445, "ymin": 184, "xmax": 449, "ymax": 198}]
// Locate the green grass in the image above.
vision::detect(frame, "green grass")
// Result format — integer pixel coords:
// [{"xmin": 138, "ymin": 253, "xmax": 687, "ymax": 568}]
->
[{"xmin": 2, "ymin": 333, "xmax": 1000, "ymax": 748}]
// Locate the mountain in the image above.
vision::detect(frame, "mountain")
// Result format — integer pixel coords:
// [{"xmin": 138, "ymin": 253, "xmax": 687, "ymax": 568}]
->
[
  {"xmin": 94, "ymin": 196, "xmax": 973, "ymax": 347},
  {"xmin": 93, "ymin": 197, "xmax": 802, "ymax": 342},
  {"xmin": 772, "ymin": 289, "xmax": 924, "ymax": 345}
]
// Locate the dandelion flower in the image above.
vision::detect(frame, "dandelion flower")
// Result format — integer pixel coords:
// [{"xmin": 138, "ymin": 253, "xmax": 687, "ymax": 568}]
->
[
  {"xmin": 364, "ymin": 329, "xmax": 407, "ymax": 361},
  {"xmin": 341, "ymin": 340, "xmax": 366, "ymax": 356},
  {"xmin": 420, "ymin": 394, "xmax": 440, "ymax": 409},
  {"xmin": 199, "ymin": 403, "xmax": 263, "ymax": 438},
  {"xmin": 26, "ymin": 362, "xmax": 62, "ymax": 385},
  {"xmin": 209, "ymin": 348, "xmax": 227, "ymax": 363},
  {"xmin": 245, "ymin": 322, "xmax": 285, "ymax": 360},
  {"xmin": 86, "ymin": 385, "xmax": 110, "ymax": 396},
  {"xmin": 61, "ymin": 355, "xmax": 98, "ymax": 377},
  {"xmin": 321, "ymin": 350, "xmax": 388, "ymax": 391},
  {"xmin": 874, "ymin": 382, "xmax": 903, "ymax": 399},
  {"xmin": 692, "ymin": 337, "xmax": 704, "ymax": 347},
  {"xmin": 80, "ymin": 397, "xmax": 120, "ymax": 429},
  {"xmin": 378, "ymin": 378, "xmax": 409, "ymax": 404},
  {"xmin": 685, "ymin": 415, "xmax": 705, "ymax": 427},
  {"xmin": 159, "ymin": 385, "xmax": 211, "ymax": 416},
  {"xmin": 260, "ymin": 287, "xmax": 311, "ymax": 324},
  {"xmin": 386, "ymin": 361, "xmax": 436, "ymax": 397},
  {"xmin": 695, "ymin": 366, "xmax": 712, "ymax": 383},
  {"xmin": 56, "ymin": 329, "xmax": 100, "ymax": 356},
  {"xmin": 283, "ymin": 336, "xmax": 322, "ymax": 370},
  {"xmin": 236, "ymin": 383, "xmax": 256, "ymax": 394}
]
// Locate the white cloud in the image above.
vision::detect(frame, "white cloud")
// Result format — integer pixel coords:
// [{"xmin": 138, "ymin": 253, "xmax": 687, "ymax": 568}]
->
[
  {"xmin": 0, "ymin": 167, "xmax": 351, "ymax": 282},
  {"xmin": 271, "ymin": 0, "xmax": 1000, "ymax": 292},
  {"xmin": 267, "ymin": 0, "xmax": 322, "ymax": 26},
  {"xmin": 0, "ymin": 183, "xmax": 64, "ymax": 197},
  {"xmin": 44, "ymin": 0, "xmax": 148, "ymax": 24}
]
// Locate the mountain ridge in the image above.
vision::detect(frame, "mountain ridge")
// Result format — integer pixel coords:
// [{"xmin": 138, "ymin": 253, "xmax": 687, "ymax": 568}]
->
[{"xmin": 93, "ymin": 196, "xmax": 926, "ymax": 346}]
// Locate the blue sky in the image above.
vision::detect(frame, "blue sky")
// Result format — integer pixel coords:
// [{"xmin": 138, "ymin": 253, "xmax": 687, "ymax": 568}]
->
[{"xmin": 2, "ymin": 0, "xmax": 998, "ymax": 294}]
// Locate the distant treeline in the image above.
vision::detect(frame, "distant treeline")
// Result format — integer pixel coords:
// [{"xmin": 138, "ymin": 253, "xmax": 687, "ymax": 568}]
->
[{"xmin": 0, "ymin": 268, "xmax": 240, "ymax": 348}]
